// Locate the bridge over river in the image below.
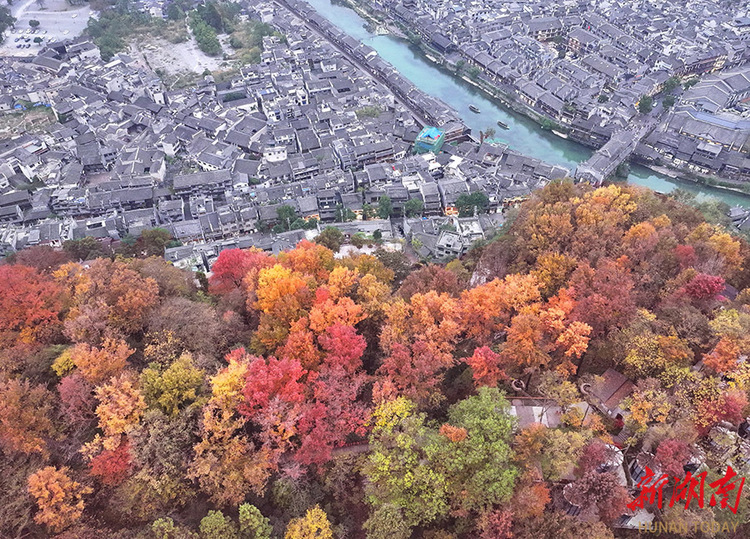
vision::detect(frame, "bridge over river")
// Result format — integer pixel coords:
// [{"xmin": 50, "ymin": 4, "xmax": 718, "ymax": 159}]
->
[{"xmin": 575, "ymin": 123, "xmax": 656, "ymax": 185}]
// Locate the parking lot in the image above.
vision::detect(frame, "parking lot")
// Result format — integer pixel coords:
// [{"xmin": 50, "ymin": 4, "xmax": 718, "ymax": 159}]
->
[{"xmin": 0, "ymin": 0, "xmax": 90, "ymax": 57}]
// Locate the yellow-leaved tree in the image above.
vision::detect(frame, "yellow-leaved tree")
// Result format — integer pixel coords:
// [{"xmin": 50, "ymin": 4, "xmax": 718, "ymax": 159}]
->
[
  {"xmin": 284, "ymin": 505, "xmax": 333, "ymax": 539},
  {"xmin": 27, "ymin": 466, "xmax": 92, "ymax": 533},
  {"xmin": 94, "ymin": 373, "xmax": 147, "ymax": 450}
]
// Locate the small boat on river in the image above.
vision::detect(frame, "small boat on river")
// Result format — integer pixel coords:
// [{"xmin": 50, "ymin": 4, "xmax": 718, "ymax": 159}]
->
[
  {"xmin": 496, "ymin": 120, "xmax": 509, "ymax": 129},
  {"xmin": 469, "ymin": 104, "xmax": 480, "ymax": 113}
]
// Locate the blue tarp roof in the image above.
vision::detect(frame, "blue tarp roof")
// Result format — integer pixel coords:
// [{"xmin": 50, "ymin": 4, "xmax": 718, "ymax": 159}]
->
[{"xmin": 418, "ymin": 126, "xmax": 443, "ymax": 141}]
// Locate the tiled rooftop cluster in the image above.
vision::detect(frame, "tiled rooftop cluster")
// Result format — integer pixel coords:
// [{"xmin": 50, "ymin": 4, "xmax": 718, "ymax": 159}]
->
[{"xmin": 0, "ymin": 0, "xmax": 567, "ymax": 262}]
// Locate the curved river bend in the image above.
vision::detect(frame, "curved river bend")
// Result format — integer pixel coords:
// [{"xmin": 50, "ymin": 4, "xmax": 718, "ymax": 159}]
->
[{"xmin": 305, "ymin": 0, "xmax": 750, "ymax": 208}]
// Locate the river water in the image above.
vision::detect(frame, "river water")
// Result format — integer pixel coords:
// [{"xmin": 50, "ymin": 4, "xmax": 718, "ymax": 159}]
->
[{"xmin": 305, "ymin": 0, "xmax": 750, "ymax": 207}]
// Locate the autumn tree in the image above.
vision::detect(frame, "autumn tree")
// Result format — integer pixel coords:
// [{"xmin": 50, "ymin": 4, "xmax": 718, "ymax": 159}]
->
[
  {"xmin": 285, "ymin": 505, "xmax": 333, "ymax": 539},
  {"xmin": 130, "ymin": 256, "xmax": 196, "ymax": 298},
  {"xmin": 653, "ymin": 438, "xmax": 691, "ymax": 477},
  {"xmin": 58, "ymin": 373, "xmax": 96, "ymax": 430},
  {"xmin": 94, "ymin": 373, "xmax": 147, "ymax": 450},
  {"xmin": 512, "ymin": 192, "xmax": 576, "ymax": 263},
  {"xmin": 682, "ymin": 273, "xmax": 725, "ymax": 302},
  {"xmin": 686, "ymin": 223, "xmax": 743, "ymax": 275},
  {"xmin": 148, "ymin": 298, "xmax": 227, "ymax": 358},
  {"xmin": 324, "ymin": 265, "xmax": 359, "ymax": 300},
  {"xmin": 572, "ymin": 185, "xmax": 638, "ymax": 262},
  {"xmin": 618, "ymin": 311, "xmax": 693, "ymax": 379},
  {"xmin": 512, "ymin": 423, "xmax": 547, "ymax": 473},
  {"xmin": 397, "ymin": 265, "xmax": 465, "ymax": 300},
  {"xmin": 0, "ymin": 264, "xmax": 64, "ymax": 345},
  {"xmin": 703, "ymin": 337, "xmax": 740, "ymax": 374},
  {"xmin": 575, "ymin": 440, "xmax": 617, "ymax": 477},
  {"xmin": 141, "ymin": 353, "xmax": 205, "ymax": 416},
  {"xmin": 511, "ymin": 479, "xmax": 550, "ymax": 520},
  {"xmin": 0, "ymin": 454, "xmax": 41, "ymax": 538},
  {"xmin": 123, "ymin": 409, "xmax": 198, "ymax": 520},
  {"xmin": 569, "ymin": 257, "xmax": 637, "ymax": 337},
  {"xmin": 0, "ymin": 378, "xmax": 54, "ymax": 456},
  {"xmin": 190, "ymin": 400, "xmax": 273, "ymax": 506},
  {"xmin": 499, "ymin": 289, "xmax": 592, "ymax": 378},
  {"xmin": 296, "ymin": 363, "xmax": 369, "ymax": 461},
  {"xmin": 532, "ymin": 252, "xmax": 578, "ymax": 298},
  {"xmin": 708, "ymin": 308, "xmax": 750, "ymax": 342},
  {"xmin": 541, "ymin": 428, "xmax": 590, "ymax": 481},
  {"xmin": 239, "ymin": 357, "xmax": 305, "ymax": 462},
  {"xmin": 317, "ymin": 323, "xmax": 367, "ymax": 372},
  {"xmin": 56, "ymin": 259, "xmax": 159, "ymax": 342},
  {"xmin": 241, "ymin": 354, "xmax": 307, "ymax": 415},
  {"xmin": 189, "ymin": 354, "xmax": 274, "ymax": 505},
  {"xmin": 376, "ymin": 341, "xmax": 450, "ymax": 408},
  {"xmin": 308, "ymin": 295, "xmax": 366, "ymax": 333},
  {"xmin": 465, "ymin": 346, "xmax": 507, "ymax": 387},
  {"xmin": 566, "ymin": 470, "xmax": 629, "ymax": 523},
  {"xmin": 623, "ymin": 378, "xmax": 673, "ymax": 437},
  {"xmin": 537, "ymin": 370, "xmax": 579, "ymax": 419},
  {"xmin": 27, "ymin": 466, "xmax": 92, "ymax": 533},
  {"xmin": 340, "ymin": 253, "xmax": 395, "ymax": 285},
  {"xmin": 252, "ymin": 264, "xmax": 314, "ymax": 352},
  {"xmin": 478, "ymin": 508, "xmax": 514, "ymax": 539},
  {"xmin": 692, "ymin": 388, "xmax": 747, "ymax": 435},
  {"xmin": 277, "ymin": 319, "xmax": 322, "ymax": 371},
  {"xmin": 382, "ymin": 291, "xmax": 462, "ymax": 366},
  {"xmin": 377, "ymin": 290, "xmax": 464, "ymax": 407},
  {"xmin": 209, "ymin": 248, "xmax": 274, "ymax": 296},
  {"xmin": 295, "ymin": 331, "xmax": 370, "ymax": 465},
  {"xmin": 8, "ymin": 245, "xmax": 71, "ymax": 273},
  {"xmin": 89, "ymin": 440, "xmax": 131, "ymax": 486},
  {"xmin": 71, "ymin": 338, "xmax": 133, "ymax": 384},
  {"xmin": 279, "ymin": 240, "xmax": 335, "ymax": 282},
  {"xmin": 458, "ymin": 274, "xmax": 540, "ymax": 345}
]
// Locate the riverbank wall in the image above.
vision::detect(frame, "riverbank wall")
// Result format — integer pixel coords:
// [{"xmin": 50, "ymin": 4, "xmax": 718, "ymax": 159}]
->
[
  {"xmin": 331, "ymin": 0, "xmax": 382, "ymax": 28},
  {"xmin": 632, "ymin": 158, "xmax": 750, "ymax": 201}
]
